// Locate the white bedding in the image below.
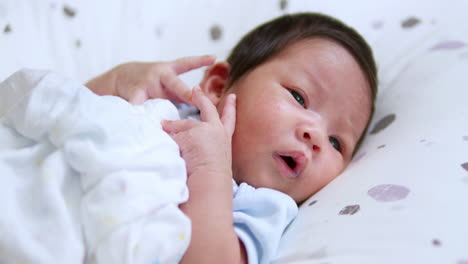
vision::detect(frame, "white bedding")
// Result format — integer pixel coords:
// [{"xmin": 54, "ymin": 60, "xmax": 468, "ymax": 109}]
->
[{"xmin": 0, "ymin": 69, "xmax": 189, "ymax": 263}]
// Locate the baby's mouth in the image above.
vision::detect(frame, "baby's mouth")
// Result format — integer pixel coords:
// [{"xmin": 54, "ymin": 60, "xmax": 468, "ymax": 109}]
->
[{"xmin": 273, "ymin": 152, "xmax": 307, "ymax": 178}]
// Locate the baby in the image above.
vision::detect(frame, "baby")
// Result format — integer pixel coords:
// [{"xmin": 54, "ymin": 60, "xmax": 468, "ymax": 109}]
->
[{"xmin": 87, "ymin": 12, "xmax": 378, "ymax": 264}]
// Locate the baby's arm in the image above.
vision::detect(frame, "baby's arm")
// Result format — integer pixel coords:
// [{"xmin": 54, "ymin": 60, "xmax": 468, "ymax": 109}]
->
[
  {"xmin": 162, "ymin": 88, "xmax": 247, "ymax": 263},
  {"xmin": 85, "ymin": 55, "xmax": 215, "ymax": 104},
  {"xmin": 179, "ymin": 155, "xmax": 247, "ymax": 264}
]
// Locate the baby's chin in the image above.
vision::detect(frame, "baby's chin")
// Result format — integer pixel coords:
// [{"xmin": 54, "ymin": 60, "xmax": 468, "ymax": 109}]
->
[
  {"xmin": 295, "ymin": 195, "xmax": 310, "ymax": 205},
  {"xmin": 231, "ymin": 165, "xmax": 315, "ymax": 203}
]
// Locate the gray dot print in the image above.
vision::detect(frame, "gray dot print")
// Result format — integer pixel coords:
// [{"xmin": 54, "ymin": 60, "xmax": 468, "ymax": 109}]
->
[
  {"xmin": 3, "ymin": 24, "xmax": 11, "ymax": 33},
  {"xmin": 63, "ymin": 5, "xmax": 76, "ymax": 18},
  {"xmin": 368, "ymin": 184, "xmax": 410, "ymax": 202},
  {"xmin": 155, "ymin": 26, "xmax": 163, "ymax": 37},
  {"xmin": 279, "ymin": 0, "xmax": 288, "ymax": 10},
  {"xmin": 430, "ymin": 41, "xmax": 466, "ymax": 51},
  {"xmin": 339, "ymin": 205, "xmax": 360, "ymax": 215},
  {"xmin": 461, "ymin": 162, "xmax": 468, "ymax": 171},
  {"xmin": 210, "ymin": 24, "xmax": 222, "ymax": 41},
  {"xmin": 371, "ymin": 20, "xmax": 384, "ymax": 30},
  {"xmin": 401, "ymin": 17, "xmax": 421, "ymax": 28},
  {"xmin": 370, "ymin": 114, "xmax": 396, "ymax": 134}
]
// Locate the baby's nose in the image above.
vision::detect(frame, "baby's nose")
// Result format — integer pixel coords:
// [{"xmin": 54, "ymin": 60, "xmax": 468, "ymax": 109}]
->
[{"xmin": 296, "ymin": 116, "xmax": 326, "ymax": 152}]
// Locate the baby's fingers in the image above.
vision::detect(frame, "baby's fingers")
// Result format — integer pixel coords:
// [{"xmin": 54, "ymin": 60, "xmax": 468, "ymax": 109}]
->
[
  {"xmin": 170, "ymin": 55, "xmax": 216, "ymax": 75},
  {"xmin": 158, "ymin": 55, "xmax": 215, "ymax": 104},
  {"xmin": 161, "ymin": 119, "xmax": 199, "ymax": 134},
  {"xmin": 159, "ymin": 71, "xmax": 192, "ymax": 103},
  {"xmin": 191, "ymin": 86, "xmax": 220, "ymax": 123}
]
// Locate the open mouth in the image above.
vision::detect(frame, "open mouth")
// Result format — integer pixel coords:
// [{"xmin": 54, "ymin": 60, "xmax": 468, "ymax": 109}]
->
[
  {"xmin": 273, "ymin": 152, "xmax": 306, "ymax": 178},
  {"xmin": 281, "ymin": 155, "xmax": 297, "ymax": 170}
]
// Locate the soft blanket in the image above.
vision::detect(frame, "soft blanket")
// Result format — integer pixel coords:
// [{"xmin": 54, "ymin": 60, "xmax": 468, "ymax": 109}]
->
[{"xmin": 0, "ymin": 69, "xmax": 190, "ymax": 264}]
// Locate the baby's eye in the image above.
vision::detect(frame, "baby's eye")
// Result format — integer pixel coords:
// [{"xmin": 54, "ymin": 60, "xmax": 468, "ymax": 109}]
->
[
  {"xmin": 290, "ymin": 90, "xmax": 305, "ymax": 106},
  {"xmin": 329, "ymin": 136, "xmax": 342, "ymax": 152}
]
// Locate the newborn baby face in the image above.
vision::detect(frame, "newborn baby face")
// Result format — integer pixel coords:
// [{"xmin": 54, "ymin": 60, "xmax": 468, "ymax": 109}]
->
[{"xmin": 221, "ymin": 38, "xmax": 372, "ymax": 203}]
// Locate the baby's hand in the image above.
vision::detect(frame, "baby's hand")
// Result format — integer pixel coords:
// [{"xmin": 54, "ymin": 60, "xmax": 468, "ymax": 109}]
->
[
  {"xmin": 86, "ymin": 55, "xmax": 215, "ymax": 104},
  {"xmin": 162, "ymin": 87, "xmax": 236, "ymax": 178}
]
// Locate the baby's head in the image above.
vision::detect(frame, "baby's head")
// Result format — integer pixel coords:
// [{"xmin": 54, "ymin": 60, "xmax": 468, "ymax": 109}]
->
[{"xmin": 200, "ymin": 12, "xmax": 377, "ymax": 203}]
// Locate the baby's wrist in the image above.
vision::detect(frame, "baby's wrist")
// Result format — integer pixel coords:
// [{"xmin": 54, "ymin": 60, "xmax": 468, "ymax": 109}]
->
[{"xmin": 190, "ymin": 164, "xmax": 232, "ymax": 180}]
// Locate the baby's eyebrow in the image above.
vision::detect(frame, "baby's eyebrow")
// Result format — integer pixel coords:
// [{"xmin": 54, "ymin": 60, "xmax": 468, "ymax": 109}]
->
[{"xmin": 302, "ymin": 68, "xmax": 324, "ymax": 93}]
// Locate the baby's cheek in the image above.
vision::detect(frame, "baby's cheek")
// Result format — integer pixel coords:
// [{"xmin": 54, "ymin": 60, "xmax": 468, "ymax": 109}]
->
[
  {"xmin": 262, "ymin": 101, "xmax": 285, "ymax": 124},
  {"xmin": 320, "ymin": 156, "xmax": 345, "ymax": 185}
]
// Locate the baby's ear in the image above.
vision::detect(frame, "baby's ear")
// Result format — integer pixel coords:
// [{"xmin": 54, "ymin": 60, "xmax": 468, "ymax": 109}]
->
[{"xmin": 199, "ymin": 62, "xmax": 230, "ymax": 105}]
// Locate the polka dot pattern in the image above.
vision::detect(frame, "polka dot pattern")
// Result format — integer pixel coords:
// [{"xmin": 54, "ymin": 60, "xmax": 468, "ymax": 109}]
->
[
  {"xmin": 210, "ymin": 24, "xmax": 222, "ymax": 41},
  {"xmin": 63, "ymin": 5, "xmax": 76, "ymax": 18},
  {"xmin": 461, "ymin": 162, "xmax": 468, "ymax": 171},
  {"xmin": 279, "ymin": 0, "xmax": 288, "ymax": 11},
  {"xmin": 430, "ymin": 41, "xmax": 466, "ymax": 51},
  {"xmin": 339, "ymin": 205, "xmax": 360, "ymax": 215},
  {"xmin": 370, "ymin": 114, "xmax": 396, "ymax": 134},
  {"xmin": 368, "ymin": 184, "xmax": 410, "ymax": 202},
  {"xmin": 3, "ymin": 24, "xmax": 11, "ymax": 34},
  {"xmin": 401, "ymin": 17, "xmax": 421, "ymax": 28},
  {"xmin": 155, "ymin": 26, "xmax": 163, "ymax": 37},
  {"xmin": 420, "ymin": 139, "xmax": 433, "ymax": 147},
  {"xmin": 371, "ymin": 20, "xmax": 384, "ymax": 30}
]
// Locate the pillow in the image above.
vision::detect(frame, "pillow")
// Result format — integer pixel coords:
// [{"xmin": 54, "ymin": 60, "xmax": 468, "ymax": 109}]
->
[{"xmin": 274, "ymin": 1, "xmax": 468, "ymax": 263}]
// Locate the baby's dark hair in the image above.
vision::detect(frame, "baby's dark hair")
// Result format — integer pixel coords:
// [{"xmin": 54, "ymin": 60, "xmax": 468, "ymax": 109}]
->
[{"xmin": 226, "ymin": 12, "xmax": 378, "ymax": 156}]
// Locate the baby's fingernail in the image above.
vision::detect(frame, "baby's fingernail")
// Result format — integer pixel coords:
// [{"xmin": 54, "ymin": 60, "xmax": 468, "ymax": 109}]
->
[{"xmin": 193, "ymin": 86, "xmax": 203, "ymax": 96}]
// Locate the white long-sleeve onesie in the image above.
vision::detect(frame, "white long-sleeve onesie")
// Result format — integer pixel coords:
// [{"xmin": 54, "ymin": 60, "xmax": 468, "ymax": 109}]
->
[{"xmin": 0, "ymin": 69, "xmax": 190, "ymax": 264}]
